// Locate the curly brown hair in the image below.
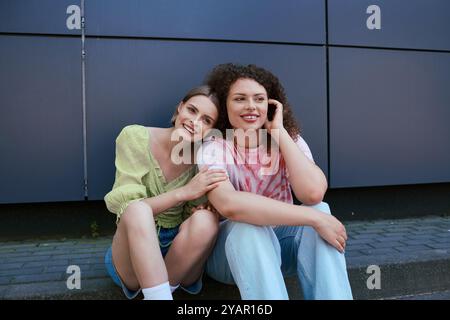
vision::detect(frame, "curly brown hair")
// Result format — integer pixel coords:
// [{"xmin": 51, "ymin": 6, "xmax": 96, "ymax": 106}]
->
[{"xmin": 204, "ymin": 63, "xmax": 301, "ymax": 139}]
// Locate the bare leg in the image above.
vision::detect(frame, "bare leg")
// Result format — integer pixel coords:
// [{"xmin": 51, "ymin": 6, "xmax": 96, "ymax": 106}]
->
[
  {"xmin": 164, "ymin": 209, "xmax": 219, "ymax": 286},
  {"xmin": 111, "ymin": 201, "xmax": 167, "ymax": 290}
]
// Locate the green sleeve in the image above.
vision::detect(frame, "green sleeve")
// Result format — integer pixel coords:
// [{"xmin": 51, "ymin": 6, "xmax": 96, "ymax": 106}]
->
[{"xmin": 104, "ymin": 125, "xmax": 149, "ymax": 223}]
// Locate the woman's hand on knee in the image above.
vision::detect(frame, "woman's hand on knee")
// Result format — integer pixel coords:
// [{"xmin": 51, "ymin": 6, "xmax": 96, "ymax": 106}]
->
[{"xmin": 312, "ymin": 211, "xmax": 347, "ymax": 253}]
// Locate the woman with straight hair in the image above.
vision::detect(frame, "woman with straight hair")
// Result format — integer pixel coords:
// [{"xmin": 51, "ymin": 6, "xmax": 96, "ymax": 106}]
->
[{"xmin": 104, "ymin": 85, "xmax": 227, "ymax": 300}]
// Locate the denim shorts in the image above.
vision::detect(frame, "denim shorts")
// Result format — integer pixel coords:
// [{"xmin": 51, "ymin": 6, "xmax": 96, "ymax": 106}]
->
[{"xmin": 104, "ymin": 224, "xmax": 203, "ymax": 299}]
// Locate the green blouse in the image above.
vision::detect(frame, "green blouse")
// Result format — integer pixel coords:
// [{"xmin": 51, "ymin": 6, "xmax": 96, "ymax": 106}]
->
[{"xmin": 104, "ymin": 124, "xmax": 206, "ymax": 228}]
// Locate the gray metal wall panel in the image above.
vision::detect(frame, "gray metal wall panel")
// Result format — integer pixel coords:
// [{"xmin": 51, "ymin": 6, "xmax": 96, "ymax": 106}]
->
[
  {"xmin": 329, "ymin": 47, "xmax": 450, "ymax": 188},
  {"xmin": 328, "ymin": 0, "xmax": 450, "ymax": 51},
  {"xmin": 85, "ymin": 0, "xmax": 325, "ymax": 44},
  {"xmin": 86, "ymin": 39, "xmax": 327, "ymax": 200},
  {"xmin": 0, "ymin": 0, "xmax": 81, "ymax": 35},
  {"xmin": 0, "ymin": 35, "xmax": 84, "ymax": 203}
]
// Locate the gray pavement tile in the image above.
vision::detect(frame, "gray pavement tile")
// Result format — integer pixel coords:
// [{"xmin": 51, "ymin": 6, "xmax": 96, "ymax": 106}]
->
[
  {"xmin": 405, "ymin": 234, "xmax": 435, "ymax": 240},
  {"xmin": 358, "ymin": 230, "xmax": 388, "ymax": 236},
  {"xmin": 425, "ymin": 243, "xmax": 450, "ymax": 250},
  {"xmin": 394, "ymin": 245, "xmax": 433, "ymax": 252},
  {"xmin": 376, "ymin": 236, "xmax": 407, "ymax": 242},
  {"xmin": 412, "ymin": 230, "xmax": 443, "ymax": 235},
  {"xmin": 4, "ymin": 255, "xmax": 52, "ymax": 264},
  {"xmin": 389, "ymin": 289, "xmax": 450, "ymax": 300},
  {"xmin": 387, "ymin": 220, "xmax": 420, "ymax": 225},
  {"xmin": 43, "ymin": 265, "xmax": 73, "ymax": 274},
  {"xmin": 418, "ymin": 220, "xmax": 446, "ymax": 225},
  {"xmin": 37, "ymin": 241, "xmax": 78, "ymax": 247},
  {"xmin": 381, "ymin": 232, "xmax": 409, "ymax": 237},
  {"xmin": 0, "ymin": 249, "xmax": 18, "ymax": 254},
  {"xmin": 346, "ymin": 230, "xmax": 360, "ymax": 238},
  {"xmin": 411, "ymin": 227, "xmax": 442, "ymax": 232},
  {"xmin": 382, "ymin": 227, "xmax": 414, "ymax": 233},
  {"xmin": 92, "ymin": 238, "xmax": 113, "ymax": 244},
  {"xmin": 346, "ymin": 244, "xmax": 374, "ymax": 251},
  {"xmin": 11, "ymin": 273, "xmax": 64, "ymax": 284},
  {"xmin": 370, "ymin": 241, "xmax": 405, "ymax": 249},
  {"xmin": 44, "ymin": 264, "xmax": 92, "ymax": 274},
  {"xmin": 71, "ymin": 247, "xmax": 109, "ymax": 255},
  {"xmin": 346, "ymin": 226, "xmax": 370, "ymax": 232},
  {"xmin": 399, "ymin": 239, "xmax": 437, "ymax": 246},
  {"xmin": 344, "ymin": 250, "xmax": 367, "ymax": 258},
  {"xmin": 358, "ymin": 248, "xmax": 400, "ymax": 256},
  {"xmin": 351, "ymin": 234, "xmax": 382, "ymax": 240},
  {"xmin": 434, "ymin": 232, "xmax": 450, "ymax": 238},
  {"xmin": 356, "ymin": 229, "xmax": 386, "ymax": 235},
  {"xmin": 1, "ymin": 251, "xmax": 35, "ymax": 259},
  {"xmin": 0, "ymin": 262, "xmax": 24, "ymax": 271},
  {"xmin": 23, "ymin": 260, "xmax": 70, "ymax": 268},
  {"xmin": 0, "ymin": 267, "xmax": 44, "ymax": 277},
  {"xmin": 77, "ymin": 240, "xmax": 112, "ymax": 248},
  {"xmin": 80, "ymin": 269, "xmax": 109, "ymax": 279},
  {"xmin": 346, "ymin": 238, "xmax": 375, "ymax": 245},
  {"xmin": 41, "ymin": 242, "xmax": 66, "ymax": 250},
  {"xmin": 32, "ymin": 249, "xmax": 73, "ymax": 256},
  {"xmin": 90, "ymin": 264, "xmax": 106, "ymax": 271},
  {"xmin": 0, "ymin": 243, "xmax": 37, "ymax": 250},
  {"xmin": 2, "ymin": 247, "xmax": 42, "ymax": 253},
  {"xmin": 48, "ymin": 253, "xmax": 102, "ymax": 261},
  {"xmin": 0, "ymin": 277, "xmax": 121, "ymax": 300},
  {"xmin": 0, "ymin": 277, "xmax": 12, "ymax": 285},
  {"xmin": 69, "ymin": 257, "xmax": 104, "ymax": 266},
  {"xmin": 433, "ymin": 237, "xmax": 450, "ymax": 244}
]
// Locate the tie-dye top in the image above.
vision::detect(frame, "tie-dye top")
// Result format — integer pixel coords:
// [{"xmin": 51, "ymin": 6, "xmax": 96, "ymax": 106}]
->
[{"xmin": 197, "ymin": 135, "xmax": 315, "ymax": 204}]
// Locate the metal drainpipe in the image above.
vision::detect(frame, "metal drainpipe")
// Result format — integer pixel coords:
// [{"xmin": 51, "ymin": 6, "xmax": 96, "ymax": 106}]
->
[{"xmin": 81, "ymin": 0, "xmax": 88, "ymax": 199}]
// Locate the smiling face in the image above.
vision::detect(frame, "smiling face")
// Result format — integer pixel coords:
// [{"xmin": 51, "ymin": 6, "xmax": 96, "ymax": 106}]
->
[
  {"xmin": 174, "ymin": 94, "xmax": 218, "ymax": 142},
  {"xmin": 226, "ymin": 78, "xmax": 268, "ymax": 131}
]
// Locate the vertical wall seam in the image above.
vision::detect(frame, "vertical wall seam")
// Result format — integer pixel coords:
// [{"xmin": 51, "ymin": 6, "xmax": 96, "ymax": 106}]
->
[
  {"xmin": 325, "ymin": 0, "xmax": 331, "ymax": 187},
  {"xmin": 81, "ymin": 0, "xmax": 88, "ymax": 199}
]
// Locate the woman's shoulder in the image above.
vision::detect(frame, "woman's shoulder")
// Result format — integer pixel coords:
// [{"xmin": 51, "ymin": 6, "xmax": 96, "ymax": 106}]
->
[
  {"xmin": 116, "ymin": 124, "xmax": 150, "ymax": 152},
  {"xmin": 114, "ymin": 125, "xmax": 152, "ymax": 173},
  {"xmin": 118, "ymin": 124, "xmax": 148, "ymax": 139}
]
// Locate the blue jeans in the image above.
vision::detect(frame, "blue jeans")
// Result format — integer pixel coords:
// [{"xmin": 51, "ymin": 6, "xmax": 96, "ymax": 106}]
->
[{"xmin": 205, "ymin": 201, "xmax": 353, "ymax": 300}]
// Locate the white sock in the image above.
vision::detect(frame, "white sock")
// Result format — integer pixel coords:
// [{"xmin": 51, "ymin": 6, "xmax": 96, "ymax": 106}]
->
[
  {"xmin": 170, "ymin": 283, "xmax": 180, "ymax": 293},
  {"xmin": 142, "ymin": 282, "xmax": 173, "ymax": 300}
]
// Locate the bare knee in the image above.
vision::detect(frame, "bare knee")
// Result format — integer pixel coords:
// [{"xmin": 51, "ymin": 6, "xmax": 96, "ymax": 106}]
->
[
  {"xmin": 182, "ymin": 209, "xmax": 219, "ymax": 244},
  {"xmin": 120, "ymin": 201, "xmax": 155, "ymax": 237}
]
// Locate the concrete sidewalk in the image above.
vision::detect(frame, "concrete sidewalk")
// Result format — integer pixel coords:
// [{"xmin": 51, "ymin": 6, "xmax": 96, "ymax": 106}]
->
[{"xmin": 1, "ymin": 215, "xmax": 449, "ymax": 300}]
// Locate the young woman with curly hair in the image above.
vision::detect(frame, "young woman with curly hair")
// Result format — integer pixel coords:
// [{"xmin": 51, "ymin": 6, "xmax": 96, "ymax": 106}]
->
[{"xmin": 197, "ymin": 63, "xmax": 353, "ymax": 299}]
